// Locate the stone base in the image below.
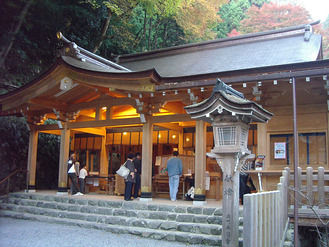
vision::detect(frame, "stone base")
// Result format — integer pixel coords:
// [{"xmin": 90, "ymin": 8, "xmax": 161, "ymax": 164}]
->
[
  {"xmin": 25, "ymin": 189, "xmax": 36, "ymax": 193},
  {"xmin": 57, "ymin": 187, "xmax": 68, "ymax": 193},
  {"xmin": 193, "ymin": 200, "xmax": 207, "ymax": 206},
  {"xmin": 28, "ymin": 185, "xmax": 36, "ymax": 190},
  {"xmin": 139, "ymin": 197, "xmax": 153, "ymax": 202},
  {"xmin": 56, "ymin": 191, "xmax": 69, "ymax": 195},
  {"xmin": 140, "ymin": 192, "xmax": 152, "ymax": 198}
]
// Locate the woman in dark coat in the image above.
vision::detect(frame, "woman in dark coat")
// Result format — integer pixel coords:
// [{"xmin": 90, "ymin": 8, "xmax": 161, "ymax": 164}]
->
[{"xmin": 124, "ymin": 153, "xmax": 136, "ymax": 201}]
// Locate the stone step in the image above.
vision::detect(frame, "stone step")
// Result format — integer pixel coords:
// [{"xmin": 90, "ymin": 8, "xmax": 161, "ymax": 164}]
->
[
  {"xmin": 0, "ymin": 210, "xmax": 243, "ymax": 247},
  {"xmin": 0, "ymin": 203, "xmax": 227, "ymax": 235},
  {"xmin": 8, "ymin": 193, "xmax": 229, "ymax": 217},
  {"xmin": 4, "ymin": 197, "xmax": 227, "ymax": 226}
]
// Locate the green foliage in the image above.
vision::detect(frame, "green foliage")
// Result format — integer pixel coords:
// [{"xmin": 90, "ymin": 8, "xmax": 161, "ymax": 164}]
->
[
  {"xmin": 0, "ymin": 116, "xmax": 60, "ymax": 190},
  {"xmin": 216, "ymin": 0, "xmax": 251, "ymax": 38}
]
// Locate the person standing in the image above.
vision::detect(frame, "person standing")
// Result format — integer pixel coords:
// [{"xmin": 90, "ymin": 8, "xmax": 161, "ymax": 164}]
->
[
  {"xmin": 67, "ymin": 152, "xmax": 83, "ymax": 196},
  {"xmin": 166, "ymin": 151, "xmax": 183, "ymax": 201},
  {"xmin": 133, "ymin": 152, "xmax": 142, "ymax": 199},
  {"xmin": 124, "ymin": 153, "xmax": 135, "ymax": 201},
  {"xmin": 79, "ymin": 163, "xmax": 88, "ymax": 194}
]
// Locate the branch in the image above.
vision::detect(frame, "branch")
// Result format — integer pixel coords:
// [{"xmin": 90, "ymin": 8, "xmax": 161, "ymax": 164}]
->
[
  {"xmin": 0, "ymin": 0, "xmax": 34, "ymax": 68},
  {"xmin": 92, "ymin": 8, "xmax": 113, "ymax": 53}
]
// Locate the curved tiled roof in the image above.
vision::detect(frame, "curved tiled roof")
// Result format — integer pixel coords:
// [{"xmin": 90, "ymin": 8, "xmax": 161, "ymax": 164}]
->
[{"xmin": 118, "ymin": 23, "xmax": 322, "ymax": 78}]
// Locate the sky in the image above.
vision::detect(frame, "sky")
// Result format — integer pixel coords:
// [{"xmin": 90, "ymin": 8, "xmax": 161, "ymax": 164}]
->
[{"xmin": 298, "ymin": 0, "xmax": 329, "ymax": 22}]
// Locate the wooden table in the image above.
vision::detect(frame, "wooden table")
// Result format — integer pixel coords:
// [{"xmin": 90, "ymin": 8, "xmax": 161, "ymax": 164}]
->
[{"xmin": 152, "ymin": 176, "xmax": 186, "ymax": 199}]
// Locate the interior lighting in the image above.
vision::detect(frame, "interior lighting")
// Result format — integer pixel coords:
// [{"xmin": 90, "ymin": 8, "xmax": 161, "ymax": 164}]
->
[
  {"xmin": 123, "ymin": 132, "xmax": 127, "ymax": 135},
  {"xmin": 306, "ymin": 77, "xmax": 310, "ymax": 82},
  {"xmin": 175, "ymin": 90, "xmax": 178, "ymax": 95},
  {"xmin": 243, "ymin": 83, "xmax": 246, "ymax": 88},
  {"xmin": 201, "ymin": 87, "xmax": 204, "ymax": 92},
  {"xmin": 158, "ymin": 134, "xmax": 161, "ymax": 138},
  {"xmin": 257, "ymin": 81, "xmax": 262, "ymax": 86},
  {"xmin": 162, "ymin": 92, "xmax": 166, "ymax": 96},
  {"xmin": 186, "ymin": 137, "xmax": 190, "ymax": 142},
  {"xmin": 172, "ymin": 135, "xmax": 176, "ymax": 139},
  {"xmin": 273, "ymin": 80, "xmax": 277, "ymax": 85},
  {"xmin": 102, "ymin": 107, "xmax": 107, "ymax": 110},
  {"xmin": 323, "ymin": 75, "xmax": 327, "ymax": 80}
]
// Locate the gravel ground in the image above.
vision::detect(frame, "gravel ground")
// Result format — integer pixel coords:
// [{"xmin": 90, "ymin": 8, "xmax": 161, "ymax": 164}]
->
[{"xmin": 0, "ymin": 217, "xmax": 208, "ymax": 247}]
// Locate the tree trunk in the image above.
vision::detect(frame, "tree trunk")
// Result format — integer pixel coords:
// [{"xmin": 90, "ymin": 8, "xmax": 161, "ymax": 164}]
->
[
  {"xmin": 0, "ymin": 0, "xmax": 34, "ymax": 68},
  {"xmin": 92, "ymin": 8, "xmax": 113, "ymax": 54}
]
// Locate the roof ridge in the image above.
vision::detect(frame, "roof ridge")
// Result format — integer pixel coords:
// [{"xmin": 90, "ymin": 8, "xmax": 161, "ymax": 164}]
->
[
  {"xmin": 56, "ymin": 32, "xmax": 131, "ymax": 72},
  {"xmin": 118, "ymin": 21, "xmax": 320, "ymax": 63}
]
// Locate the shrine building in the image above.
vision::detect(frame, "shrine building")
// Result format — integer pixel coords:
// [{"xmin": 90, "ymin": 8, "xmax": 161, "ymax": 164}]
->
[{"xmin": 0, "ymin": 22, "xmax": 328, "ymax": 203}]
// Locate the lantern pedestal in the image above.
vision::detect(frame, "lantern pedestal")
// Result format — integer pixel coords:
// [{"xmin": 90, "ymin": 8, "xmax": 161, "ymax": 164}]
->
[
  {"xmin": 185, "ymin": 79, "xmax": 273, "ymax": 247},
  {"xmin": 208, "ymin": 152, "xmax": 254, "ymax": 247}
]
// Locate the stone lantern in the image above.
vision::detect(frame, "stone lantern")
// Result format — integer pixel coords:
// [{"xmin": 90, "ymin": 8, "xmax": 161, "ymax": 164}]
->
[{"xmin": 185, "ymin": 79, "xmax": 273, "ymax": 247}]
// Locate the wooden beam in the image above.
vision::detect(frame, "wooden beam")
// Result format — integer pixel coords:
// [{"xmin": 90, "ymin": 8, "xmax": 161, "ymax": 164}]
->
[
  {"xmin": 153, "ymin": 122, "xmax": 182, "ymax": 132},
  {"xmin": 29, "ymin": 98, "xmax": 67, "ymax": 111},
  {"xmin": 67, "ymin": 97, "xmax": 136, "ymax": 112},
  {"xmin": 150, "ymin": 114, "xmax": 192, "ymax": 123},
  {"xmin": 71, "ymin": 127, "xmax": 106, "ymax": 136},
  {"xmin": 34, "ymin": 114, "xmax": 191, "ymax": 131}
]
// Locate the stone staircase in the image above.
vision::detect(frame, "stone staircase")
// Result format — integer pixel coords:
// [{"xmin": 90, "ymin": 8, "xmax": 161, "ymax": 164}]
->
[{"xmin": 0, "ymin": 192, "xmax": 244, "ymax": 246}]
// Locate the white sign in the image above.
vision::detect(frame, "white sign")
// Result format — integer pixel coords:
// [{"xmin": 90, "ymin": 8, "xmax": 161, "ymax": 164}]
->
[{"xmin": 274, "ymin": 142, "xmax": 286, "ymax": 159}]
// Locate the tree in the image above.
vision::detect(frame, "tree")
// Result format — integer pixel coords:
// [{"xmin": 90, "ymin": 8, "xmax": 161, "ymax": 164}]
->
[
  {"xmin": 215, "ymin": 0, "xmax": 251, "ymax": 38},
  {"xmin": 174, "ymin": 0, "xmax": 228, "ymax": 42},
  {"xmin": 238, "ymin": 2, "xmax": 312, "ymax": 34}
]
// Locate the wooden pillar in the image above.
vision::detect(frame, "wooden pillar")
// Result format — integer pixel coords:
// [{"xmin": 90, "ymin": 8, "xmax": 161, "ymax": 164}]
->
[
  {"xmin": 57, "ymin": 124, "xmax": 70, "ymax": 193},
  {"xmin": 140, "ymin": 117, "xmax": 153, "ymax": 201},
  {"xmin": 257, "ymin": 123, "xmax": 268, "ymax": 166},
  {"xmin": 106, "ymin": 107, "xmax": 113, "ymax": 120},
  {"xmin": 194, "ymin": 120, "xmax": 207, "ymax": 205},
  {"xmin": 27, "ymin": 126, "xmax": 38, "ymax": 192},
  {"xmin": 257, "ymin": 123, "xmax": 268, "ymax": 190},
  {"xmin": 179, "ymin": 131, "xmax": 184, "ymax": 154},
  {"xmin": 100, "ymin": 131, "xmax": 108, "ymax": 176}
]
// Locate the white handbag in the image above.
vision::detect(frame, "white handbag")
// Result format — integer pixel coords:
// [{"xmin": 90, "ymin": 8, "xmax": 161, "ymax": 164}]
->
[{"xmin": 116, "ymin": 162, "xmax": 130, "ymax": 179}]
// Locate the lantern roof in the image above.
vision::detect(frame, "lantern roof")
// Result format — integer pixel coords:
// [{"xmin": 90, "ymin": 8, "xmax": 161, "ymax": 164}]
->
[{"xmin": 184, "ymin": 79, "xmax": 273, "ymax": 123}]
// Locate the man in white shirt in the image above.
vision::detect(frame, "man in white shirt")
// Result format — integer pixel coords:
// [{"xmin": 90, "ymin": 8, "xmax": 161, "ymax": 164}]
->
[{"xmin": 79, "ymin": 164, "xmax": 88, "ymax": 194}]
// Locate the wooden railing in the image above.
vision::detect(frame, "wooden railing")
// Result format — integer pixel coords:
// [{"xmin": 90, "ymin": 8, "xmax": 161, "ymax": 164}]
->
[
  {"xmin": 243, "ymin": 169, "xmax": 290, "ymax": 247},
  {"xmin": 284, "ymin": 166, "xmax": 329, "ymax": 208},
  {"xmin": 0, "ymin": 169, "xmax": 28, "ymax": 195}
]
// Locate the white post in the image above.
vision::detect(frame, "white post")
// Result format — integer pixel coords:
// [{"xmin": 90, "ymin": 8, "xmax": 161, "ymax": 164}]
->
[{"xmin": 318, "ymin": 167, "xmax": 325, "ymax": 208}]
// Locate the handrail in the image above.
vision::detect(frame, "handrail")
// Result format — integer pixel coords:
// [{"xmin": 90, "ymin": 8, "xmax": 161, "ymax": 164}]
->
[
  {"xmin": 0, "ymin": 169, "xmax": 29, "ymax": 195},
  {"xmin": 0, "ymin": 170, "xmax": 28, "ymax": 185}
]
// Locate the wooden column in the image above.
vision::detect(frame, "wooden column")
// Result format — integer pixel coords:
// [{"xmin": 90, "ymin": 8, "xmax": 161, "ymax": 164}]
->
[
  {"xmin": 257, "ymin": 123, "xmax": 268, "ymax": 190},
  {"xmin": 179, "ymin": 131, "xmax": 184, "ymax": 155},
  {"xmin": 257, "ymin": 123, "xmax": 268, "ymax": 166},
  {"xmin": 100, "ymin": 131, "xmax": 108, "ymax": 176},
  {"xmin": 194, "ymin": 120, "xmax": 207, "ymax": 205},
  {"xmin": 57, "ymin": 124, "xmax": 70, "ymax": 193},
  {"xmin": 27, "ymin": 126, "xmax": 38, "ymax": 192},
  {"xmin": 140, "ymin": 117, "xmax": 153, "ymax": 201}
]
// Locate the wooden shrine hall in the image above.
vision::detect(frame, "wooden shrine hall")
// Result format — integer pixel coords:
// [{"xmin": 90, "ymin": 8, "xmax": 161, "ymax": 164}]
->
[{"xmin": 1, "ymin": 22, "xmax": 329, "ymax": 204}]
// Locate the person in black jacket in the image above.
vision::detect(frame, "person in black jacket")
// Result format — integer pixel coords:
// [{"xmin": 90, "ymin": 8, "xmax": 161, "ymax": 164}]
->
[
  {"xmin": 124, "ymin": 153, "xmax": 136, "ymax": 201},
  {"xmin": 133, "ymin": 152, "xmax": 142, "ymax": 199}
]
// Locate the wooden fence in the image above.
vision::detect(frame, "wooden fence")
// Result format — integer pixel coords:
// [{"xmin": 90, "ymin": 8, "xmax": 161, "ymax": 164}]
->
[
  {"xmin": 243, "ymin": 169, "xmax": 290, "ymax": 247},
  {"xmin": 284, "ymin": 166, "xmax": 329, "ymax": 208}
]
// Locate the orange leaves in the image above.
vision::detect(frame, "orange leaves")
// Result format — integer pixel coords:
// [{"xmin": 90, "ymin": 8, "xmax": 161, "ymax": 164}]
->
[{"xmin": 174, "ymin": 0, "xmax": 228, "ymax": 41}]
